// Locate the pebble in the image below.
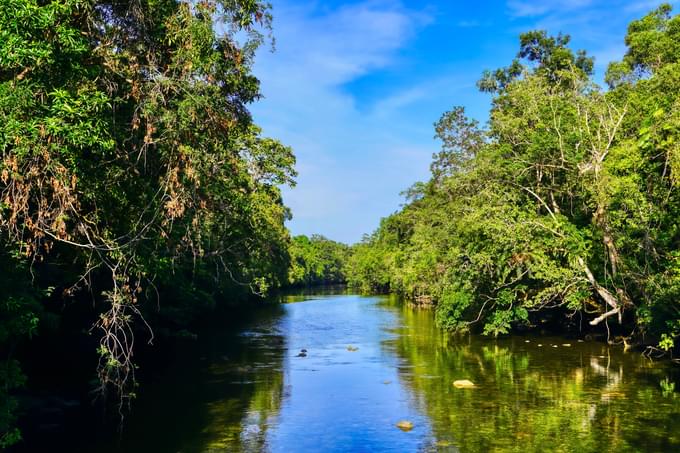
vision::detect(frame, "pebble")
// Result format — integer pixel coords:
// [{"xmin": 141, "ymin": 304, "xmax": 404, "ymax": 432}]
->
[
  {"xmin": 396, "ymin": 421, "xmax": 414, "ymax": 431},
  {"xmin": 453, "ymin": 379, "xmax": 476, "ymax": 388}
]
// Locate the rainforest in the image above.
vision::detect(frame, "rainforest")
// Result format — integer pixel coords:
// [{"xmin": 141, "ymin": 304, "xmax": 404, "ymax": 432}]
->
[{"xmin": 1, "ymin": 1, "xmax": 680, "ymax": 451}]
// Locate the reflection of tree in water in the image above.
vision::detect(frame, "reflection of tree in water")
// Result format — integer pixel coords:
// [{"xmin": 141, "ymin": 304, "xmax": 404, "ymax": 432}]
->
[
  {"xmin": 88, "ymin": 305, "xmax": 288, "ymax": 453},
  {"xmin": 276, "ymin": 284, "xmax": 351, "ymax": 303},
  {"xmin": 383, "ymin": 302, "xmax": 680, "ymax": 452},
  {"xmin": 200, "ymin": 333, "xmax": 286, "ymax": 452},
  {"xmin": 198, "ymin": 311, "xmax": 288, "ymax": 453}
]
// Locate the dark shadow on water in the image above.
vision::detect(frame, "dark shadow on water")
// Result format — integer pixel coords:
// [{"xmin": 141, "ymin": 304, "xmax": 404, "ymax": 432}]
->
[
  {"xmin": 275, "ymin": 284, "xmax": 352, "ymax": 303},
  {"xmin": 36, "ymin": 302, "xmax": 289, "ymax": 453}
]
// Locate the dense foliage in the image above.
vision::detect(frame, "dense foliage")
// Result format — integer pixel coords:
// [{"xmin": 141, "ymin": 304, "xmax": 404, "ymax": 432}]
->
[
  {"xmin": 0, "ymin": 0, "xmax": 295, "ymax": 445},
  {"xmin": 348, "ymin": 5, "xmax": 680, "ymax": 349},
  {"xmin": 287, "ymin": 234, "xmax": 349, "ymax": 287}
]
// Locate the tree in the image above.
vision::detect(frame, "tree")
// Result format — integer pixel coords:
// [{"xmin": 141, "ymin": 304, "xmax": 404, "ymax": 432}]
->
[
  {"xmin": 0, "ymin": 0, "xmax": 295, "ymax": 434},
  {"xmin": 287, "ymin": 235, "xmax": 349, "ymax": 286},
  {"xmin": 350, "ymin": 5, "xmax": 680, "ymax": 350}
]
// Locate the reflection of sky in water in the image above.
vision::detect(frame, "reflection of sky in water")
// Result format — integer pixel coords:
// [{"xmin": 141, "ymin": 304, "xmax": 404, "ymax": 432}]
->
[{"xmin": 266, "ymin": 296, "xmax": 434, "ymax": 452}]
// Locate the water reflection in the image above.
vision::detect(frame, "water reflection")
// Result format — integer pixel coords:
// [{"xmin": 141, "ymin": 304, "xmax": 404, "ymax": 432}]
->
[
  {"xmin": 383, "ymin": 300, "xmax": 680, "ymax": 452},
  {"xmin": 76, "ymin": 294, "xmax": 680, "ymax": 452},
  {"xmin": 199, "ymin": 325, "xmax": 286, "ymax": 452},
  {"xmin": 78, "ymin": 303, "xmax": 288, "ymax": 453},
  {"xmin": 275, "ymin": 284, "xmax": 351, "ymax": 303}
]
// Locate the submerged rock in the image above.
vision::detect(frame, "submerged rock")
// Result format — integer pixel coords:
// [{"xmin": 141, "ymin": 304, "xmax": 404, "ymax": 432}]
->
[
  {"xmin": 346, "ymin": 345, "xmax": 359, "ymax": 352},
  {"xmin": 452, "ymin": 379, "xmax": 475, "ymax": 389},
  {"xmin": 396, "ymin": 420, "xmax": 414, "ymax": 431}
]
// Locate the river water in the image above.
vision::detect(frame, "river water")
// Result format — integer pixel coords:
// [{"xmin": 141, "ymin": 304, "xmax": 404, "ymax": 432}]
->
[{"xmin": 85, "ymin": 292, "xmax": 680, "ymax": 452}]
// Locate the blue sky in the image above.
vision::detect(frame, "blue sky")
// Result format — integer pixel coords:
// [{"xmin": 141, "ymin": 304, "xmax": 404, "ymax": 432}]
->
[{"xmin": 249, "ymin": 0, "xmax": 677, "ymax": 244}]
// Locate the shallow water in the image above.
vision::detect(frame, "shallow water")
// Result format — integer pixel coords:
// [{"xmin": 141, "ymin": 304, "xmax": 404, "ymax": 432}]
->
[{"xmin": 84, "ymin": 293, "xmax": 680, "ymax": 452}]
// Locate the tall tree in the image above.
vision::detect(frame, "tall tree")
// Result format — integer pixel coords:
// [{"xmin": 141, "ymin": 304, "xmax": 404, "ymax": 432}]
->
[{"xmin": 0, "ymin": 0, "xmax": 295, "ymax": 422}]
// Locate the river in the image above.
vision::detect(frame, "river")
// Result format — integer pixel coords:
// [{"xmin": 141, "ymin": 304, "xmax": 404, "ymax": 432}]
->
[{"xmin": 76, "ymin": 292, "xmax": 680, "ymax": 452}]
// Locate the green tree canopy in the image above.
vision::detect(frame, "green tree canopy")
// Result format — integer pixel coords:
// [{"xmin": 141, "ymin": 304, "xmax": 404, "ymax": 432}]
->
[
  {"xmin": 348, "ymin": 4, "xmax": 680, "ymax": 349},
  {"xmin": 0, "ymin": 0, "xmax": 296, "ymax": 434}
]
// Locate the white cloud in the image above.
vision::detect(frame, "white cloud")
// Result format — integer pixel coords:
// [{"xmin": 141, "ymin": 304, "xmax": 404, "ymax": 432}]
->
[
  {"xmin": 260, "ymin": 2, "xmax": 426, "ymax": 86},
  {"xmin": 250, "ymin": 0, "xmax": 436, "ymax": 243},
  {"xmin": 369, "ymin": 87, "xmax": 428, "ymax": 118}
]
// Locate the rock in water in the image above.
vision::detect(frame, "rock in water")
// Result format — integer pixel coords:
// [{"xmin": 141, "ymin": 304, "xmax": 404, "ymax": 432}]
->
[
  {"xmin": 346, "ymin": 345, "xmax": 359, "ymax": 352},
  {"xmin": 453, "ymin": 379, "xmax": 475, "ymax": 388},
  {"xmin": 396, "ymin": 420, "xmax": 414, "ymax": 432}
]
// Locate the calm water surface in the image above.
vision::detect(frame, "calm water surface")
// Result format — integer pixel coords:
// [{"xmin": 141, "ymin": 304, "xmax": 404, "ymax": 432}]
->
[{"xmin": 88, "ymin": 293, "xmax": 680, "ymax": 452}]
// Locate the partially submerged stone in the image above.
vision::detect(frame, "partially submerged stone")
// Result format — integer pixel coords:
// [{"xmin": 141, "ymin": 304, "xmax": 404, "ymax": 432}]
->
[
  {"xmin": 346, "ymin": 345, "xmax": 359, "ymax": 352},
  {"xmin": 396, "ymin": 420, "xmax": 414, "ymax": 431},
  {"xmin": 453, "ymin": 379, "xmax": 475, "ymax": 389}
]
